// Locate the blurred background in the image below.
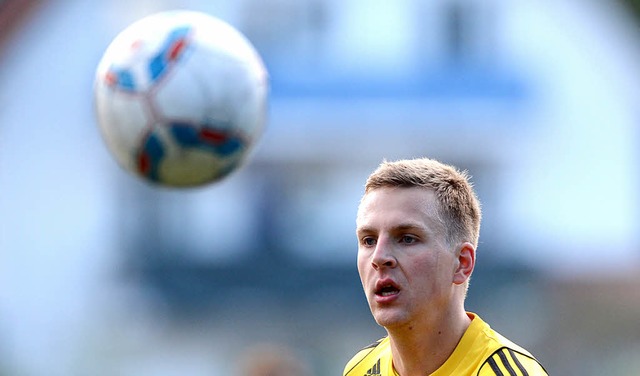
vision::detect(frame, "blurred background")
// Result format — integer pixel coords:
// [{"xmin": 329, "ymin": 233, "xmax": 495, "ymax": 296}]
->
[{"xmin": 1, "ymin": 0, "xmax": 639, "ymax": 375}]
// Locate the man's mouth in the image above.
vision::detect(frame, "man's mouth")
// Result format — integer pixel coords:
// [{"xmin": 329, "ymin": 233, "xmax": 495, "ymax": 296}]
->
[{"xmin": 375, "ymin": 280, "xmax": 400, "ymax": 297}]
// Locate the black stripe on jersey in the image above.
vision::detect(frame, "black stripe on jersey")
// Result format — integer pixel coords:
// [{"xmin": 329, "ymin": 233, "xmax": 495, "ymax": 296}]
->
[
  {"xmin": 487, "ymin": 357, "xmax": 504, "ymax": 375},
  {"xmin": 362, "ymin": 338, "xmax": 385, "ymax": 351},
  {"xmin": 344, "ymin": 338, "xmax": 385, "ymax": 375},
  {"xmin": 507, "ymin": 348, "xmax": 529, "ymax": 376},
  {"xmin": 478, "ymin": 347, "xmax": 544, "ymax": 376},
  {"xmin": 497, "ymin": 349, "xmax": 519, "ymax": 375}
]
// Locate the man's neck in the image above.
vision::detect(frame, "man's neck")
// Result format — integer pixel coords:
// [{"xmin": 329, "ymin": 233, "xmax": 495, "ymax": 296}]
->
[{"xmin": 387, "ymin": 310, "xmax": 472, "ymax": 376}]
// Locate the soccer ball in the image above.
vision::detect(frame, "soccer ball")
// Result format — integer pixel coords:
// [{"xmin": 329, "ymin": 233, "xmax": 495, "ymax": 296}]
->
[{"xmin": 94, "ymin": 10, "xmax": 268, "ymax": 187}]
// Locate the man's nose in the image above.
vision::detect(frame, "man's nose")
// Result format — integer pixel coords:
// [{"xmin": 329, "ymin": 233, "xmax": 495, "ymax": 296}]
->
[{"xmin": 371, "ymin": 238, "xmax": 397, "ymax": 270}]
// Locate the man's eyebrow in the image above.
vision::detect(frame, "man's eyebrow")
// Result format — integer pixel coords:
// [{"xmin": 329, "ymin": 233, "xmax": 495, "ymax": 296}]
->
[
  {"xmin": 394, "ymin": 223, "xmax": 424, "ymax": 231},
  {"xmin": 356, "ymin": 223, "xmax": 423, "ymax": 234},
  {"xmin": 356, "ymin": 226, "xmax": 375, "ymax": 235}
]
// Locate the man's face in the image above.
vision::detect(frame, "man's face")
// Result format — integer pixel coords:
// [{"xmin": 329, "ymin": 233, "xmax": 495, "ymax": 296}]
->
[{"xmin": 356, "ymin": 186, "xmax": 460, "ymax": 330}]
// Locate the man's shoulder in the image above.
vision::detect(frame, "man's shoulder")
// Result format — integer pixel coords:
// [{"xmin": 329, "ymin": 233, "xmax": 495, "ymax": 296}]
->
[
  {"xmin": 476, "ymin": 346, "xmax": 548, "ymax": 375},
  {"xmin": 473, "ymin": 317, "xmax": 548, "ymax": 375},
  {"xmin": 343, "ymin": 337, "xmax": 390, "ymax": 376},
  {"xmin": 435, "ymin": 313, "xmax": 547, "ymax": 375}
]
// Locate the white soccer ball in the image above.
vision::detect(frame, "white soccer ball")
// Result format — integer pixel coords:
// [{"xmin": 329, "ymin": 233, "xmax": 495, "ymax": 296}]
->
[{"xmin": 94, "ymin": 10, "xmax": 268, "ymax": 187}]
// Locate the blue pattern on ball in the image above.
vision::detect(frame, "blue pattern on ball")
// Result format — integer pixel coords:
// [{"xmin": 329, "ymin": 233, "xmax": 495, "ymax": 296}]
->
[{"xmin": 148, "ymin": 26, "xmax": 191, "ymax": 82}]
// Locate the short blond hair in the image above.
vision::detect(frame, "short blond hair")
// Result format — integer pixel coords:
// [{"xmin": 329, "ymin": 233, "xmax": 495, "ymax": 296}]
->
[{"xmin": 363, "ymin": 158, "xmax": 482, "ymax": 248}]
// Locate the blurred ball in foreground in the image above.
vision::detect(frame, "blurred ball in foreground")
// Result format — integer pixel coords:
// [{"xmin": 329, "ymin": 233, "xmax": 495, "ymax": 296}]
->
[{"xmin": 94, "ymin": 10, "xmax": 268, "ymax": 187}]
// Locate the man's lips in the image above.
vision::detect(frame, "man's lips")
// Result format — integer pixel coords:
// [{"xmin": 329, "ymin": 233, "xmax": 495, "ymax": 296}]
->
[{"xmin": 374, "ymin": 278, "xmax": 401, "ymax": 297}]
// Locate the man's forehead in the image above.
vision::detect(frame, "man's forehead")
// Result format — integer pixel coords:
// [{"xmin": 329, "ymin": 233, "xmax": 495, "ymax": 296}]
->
[
  {"xmin": 356, "ymin": 187, "xmax": 440, "ymax": 227},
  {"xmin": 358, "ymin": 186, "xmax": 438, "ymax": 210}
]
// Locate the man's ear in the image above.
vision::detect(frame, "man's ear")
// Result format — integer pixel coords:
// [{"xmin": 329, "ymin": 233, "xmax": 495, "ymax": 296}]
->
[{"xmin": 453, "ymin": 242, "xmax": 475, "ymax": 285}]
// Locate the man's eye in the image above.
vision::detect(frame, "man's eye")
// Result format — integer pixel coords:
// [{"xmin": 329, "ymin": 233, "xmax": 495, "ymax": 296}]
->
[
  {"xmin": 400, "ymin": 235, "xmax": 416, "ymax": 244},
  {"xmin": 362, "ymin": 237, "xmax": 376, "ymax": 246}
]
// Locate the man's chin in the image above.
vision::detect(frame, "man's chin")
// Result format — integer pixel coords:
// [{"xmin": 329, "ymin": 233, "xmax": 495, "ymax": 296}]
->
[{"xmin": 372, "ymin": 309, "xmax": 409, "ymax": 329}]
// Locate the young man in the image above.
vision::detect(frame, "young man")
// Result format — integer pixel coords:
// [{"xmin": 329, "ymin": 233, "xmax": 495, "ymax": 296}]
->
[{"xmin": 344, "ymin": 158, "xmax": 547, "ymax": 376}]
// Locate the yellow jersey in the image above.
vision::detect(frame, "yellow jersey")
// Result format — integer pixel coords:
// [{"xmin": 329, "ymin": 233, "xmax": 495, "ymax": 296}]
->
[{"xmin": 343, "ymin": 313, "xmax": 547, "ymax": 376}]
